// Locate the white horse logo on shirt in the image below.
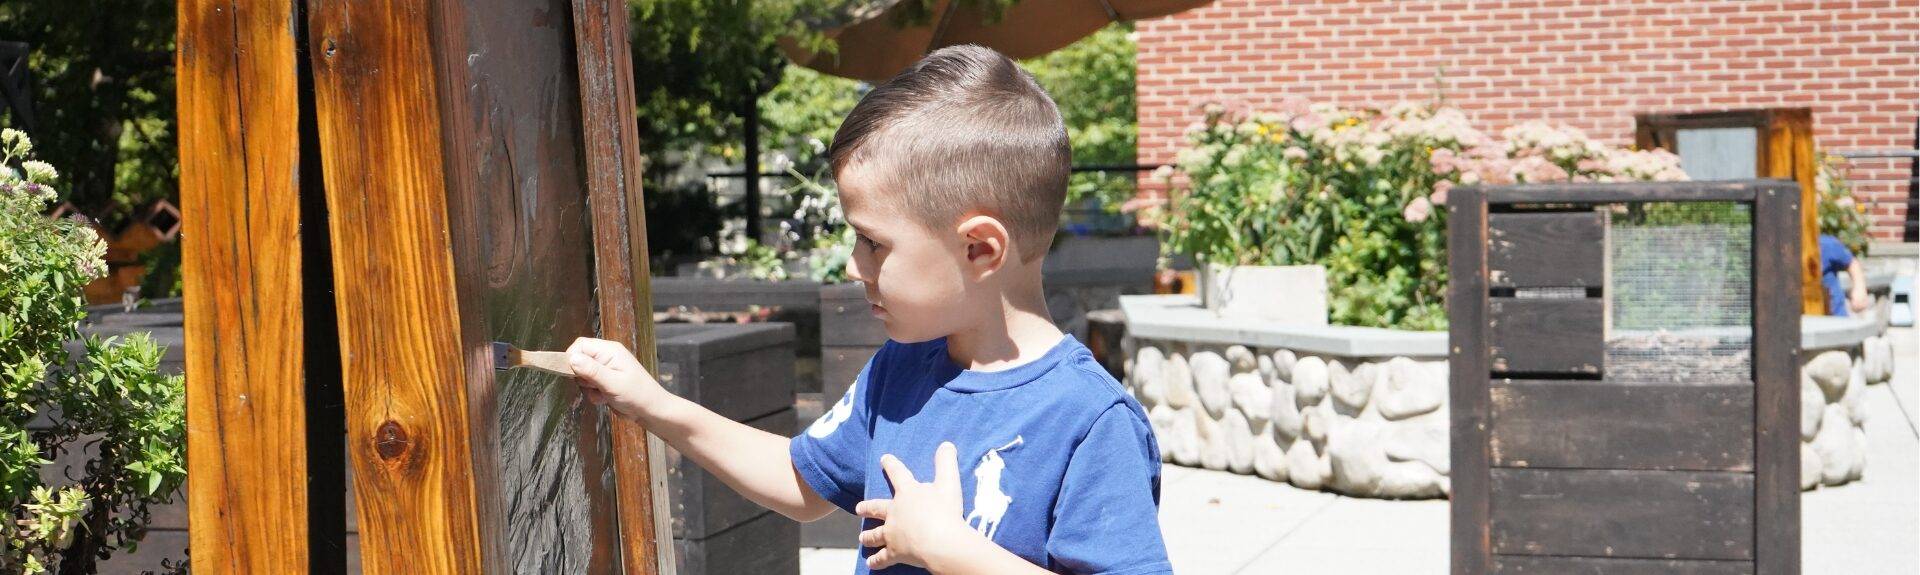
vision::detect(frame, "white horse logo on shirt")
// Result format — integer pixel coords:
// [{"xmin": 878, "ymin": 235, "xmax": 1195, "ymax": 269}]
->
[
  {"xmin": 965, "ymin": 436, "xmax": 1024, "ymax": 541},
  {"xmin": 807, "ymin": 381, "xmax": 856, "ymax": 438}
]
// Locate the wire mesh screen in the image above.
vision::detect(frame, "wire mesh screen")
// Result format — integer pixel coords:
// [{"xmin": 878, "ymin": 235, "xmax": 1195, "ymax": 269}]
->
[{"xmin": 1606, "ymin": 202, "xmax": 1753, "ymax": 384}]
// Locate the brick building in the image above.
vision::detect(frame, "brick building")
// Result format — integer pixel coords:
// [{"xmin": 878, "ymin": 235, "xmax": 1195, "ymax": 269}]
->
[{"xmin": 1135, "ymin": 0, "xmax": 1919, "ymax": 241}]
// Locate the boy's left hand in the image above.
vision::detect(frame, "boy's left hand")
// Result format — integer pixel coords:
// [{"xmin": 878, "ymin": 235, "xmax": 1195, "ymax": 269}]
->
[{"xmin": 855, "ymin": 442, "xmax": 977, "ymax": 571}]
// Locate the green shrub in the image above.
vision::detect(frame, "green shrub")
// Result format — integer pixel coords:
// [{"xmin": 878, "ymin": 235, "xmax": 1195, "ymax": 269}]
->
[
  {"xmin": 1155, "ymin": 100, "xmax": 1688, "ymax": 330},
  {"xmin": 1816, "ymin": 153, "xmax": 1873, "ymax": 254},
  {"xmin": 0, "ymin": 129, "xmax": 185, "ymax": 574}
]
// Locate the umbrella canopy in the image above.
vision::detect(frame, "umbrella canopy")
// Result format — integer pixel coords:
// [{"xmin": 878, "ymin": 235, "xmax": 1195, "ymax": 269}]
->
[{"xmin": 783, "ymin": 0, "xmax": 1213, "ymax": 83}]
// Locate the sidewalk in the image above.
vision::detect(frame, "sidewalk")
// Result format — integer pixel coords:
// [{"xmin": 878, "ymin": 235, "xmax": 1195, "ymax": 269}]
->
[{"xmin": 802, "ymin": 328, "xmax": 1919, "ymax": 574}]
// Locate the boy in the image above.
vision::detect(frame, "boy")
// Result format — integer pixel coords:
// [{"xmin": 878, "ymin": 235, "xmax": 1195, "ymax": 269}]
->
[{"xmin": 565, "ymin": 45, "xmax": 1172, "ymax": 574}]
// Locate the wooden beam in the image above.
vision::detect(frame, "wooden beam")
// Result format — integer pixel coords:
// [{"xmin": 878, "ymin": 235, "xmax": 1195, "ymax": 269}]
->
[
  {"xmin": 1762, "ymin": 109, "xmax": 1821, "ymax": 315},
  {"xmin": 569, "ymin": 0, "xmax": 676, "ymax": 571},
  {"xmin": 178, "ymin": 0, "xmax": 345, "ymax": 571},
  {"xmin": 1752, "ymin": 182, "xmax": 1803, "ymax": 574},
  {"xmin": 306, "ymin": 0, "xmax": 491, "ymax": 571},
  {"xmin": 1447, "ymin": 186, "xmax": 1492, "ymax": 575}
]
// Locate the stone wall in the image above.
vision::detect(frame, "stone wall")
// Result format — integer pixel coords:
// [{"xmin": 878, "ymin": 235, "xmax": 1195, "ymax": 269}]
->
[
  {"xmin": 1123, "ymin": 340, "xmax": 1451, "ymax": 499},
  {"xmin": 1801, "ymin": 334, "xmax": 1898, "ymax": 490},
  {"xmin": 1119, "ymin": 295, "xmax": 1903, "ymax": 498}
]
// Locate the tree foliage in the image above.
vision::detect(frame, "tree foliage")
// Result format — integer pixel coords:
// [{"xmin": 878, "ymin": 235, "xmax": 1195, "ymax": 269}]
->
[{"xmin": 0, "ymin": 1, "xmax": 176, "ymax": 228}]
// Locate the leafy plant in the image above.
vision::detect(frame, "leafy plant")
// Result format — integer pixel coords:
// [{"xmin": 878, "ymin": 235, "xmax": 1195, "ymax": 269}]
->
[
  {"xmin": 1816, "ymin": 153, "xmax": 1873, "ymax": 254},
  {"xmin": 0, "ymin": 1, "xmax": 178, "ymax": 230},
  {"xmin": 1156, "ymin": 100, "xmax": 1687, "ymax": 330},
  {"xmin": 0, "ymin": 130, "xmax": 185, "ymax": 574},
  {"xmin": 1022, "ymin": 23, "xmax": 1138, "ymax": 214}
]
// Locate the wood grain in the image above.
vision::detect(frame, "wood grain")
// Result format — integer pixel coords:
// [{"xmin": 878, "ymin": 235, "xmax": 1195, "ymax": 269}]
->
[
  {"xmin": 1491, "ymin": 381, "xmax": 1753, "ymax": 471},
  {"xmin": 1490, "ymin": 468, "xmax": 1754, "ymax": 561},
  {"xmin": 1489, "ymin": 211, "xmax": 1606, "ymax": 288},
  {"xmin": 1489, "ymin": 297, "xmax": 1605, "ymax": 375},
  {"xmin": 1493, "ymin": 555, "xmax": 1754, "ymax": 574},
  {"xmin": 568, "ymin": 0, "xmax": 676, "ymax": 572},
  {"xmin": 1447, "ymin": 185, "xmax": 1492, "ymax": 575},
  {"xmin": 307, "ymin": 0, "xmax": 491, "ymax": 571},
  {"xmin": 1751, "ymin": 182, "xmax": 1803, "ymax": 574},
  {"xmin": 178, "ymin": 0, "xmax": 331, "ymax": 571}
]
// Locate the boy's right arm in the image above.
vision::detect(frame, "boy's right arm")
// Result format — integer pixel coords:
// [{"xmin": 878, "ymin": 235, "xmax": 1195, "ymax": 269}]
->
[{"xmin": 567, "ymin": 337, "xmax": 839, "ymax": 523}]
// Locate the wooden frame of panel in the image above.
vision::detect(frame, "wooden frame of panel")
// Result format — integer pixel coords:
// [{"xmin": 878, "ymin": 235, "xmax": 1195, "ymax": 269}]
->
[
  {"xmin": 182, "ymin": 0, "xmax": 671, "ymax": 572},
  {"xmin": 1450, "ymin": 180, "xmax": 1802, "ymax": 574}
]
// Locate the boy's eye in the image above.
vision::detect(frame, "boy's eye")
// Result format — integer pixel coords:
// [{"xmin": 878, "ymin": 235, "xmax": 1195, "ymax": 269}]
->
[{"xmin": 857, "ymin": 234, "xmax": 882, "ymax": 252}]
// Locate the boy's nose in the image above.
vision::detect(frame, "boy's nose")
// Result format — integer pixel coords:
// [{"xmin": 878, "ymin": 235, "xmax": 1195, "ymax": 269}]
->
[{"xmin": 845, "ymin": 254, "xmax": 870, "ymax": 283}]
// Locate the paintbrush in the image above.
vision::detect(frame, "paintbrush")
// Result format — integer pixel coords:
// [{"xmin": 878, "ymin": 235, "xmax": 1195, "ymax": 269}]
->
[{"xmin": 491, "ymin": 342, "xmax": 574, "ymax": 377}]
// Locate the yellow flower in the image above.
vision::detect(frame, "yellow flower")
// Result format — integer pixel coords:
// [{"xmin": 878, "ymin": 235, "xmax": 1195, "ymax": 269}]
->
[{"xmin": 1345, "ymin": 117, "xmax": 1360, "ymax": 127}]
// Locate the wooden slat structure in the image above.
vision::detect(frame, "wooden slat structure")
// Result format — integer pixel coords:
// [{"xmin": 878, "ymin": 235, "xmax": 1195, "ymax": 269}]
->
[
  {"xmin": 178, "ymin": 0, "xmax": 345, "ymax": 571},
  {"xmin": 1449, "ymin": 180, "xmax": 1802, "ymax": 574},
  {"xmin": 180, "ymin": 0, "xmax": 671, "ymax": 572}
]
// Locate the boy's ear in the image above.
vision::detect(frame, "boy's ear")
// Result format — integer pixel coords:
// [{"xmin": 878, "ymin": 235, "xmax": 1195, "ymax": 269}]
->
[{"xmin": 955, "ymin": 215, "xmax": 1011, "ymax": 277}]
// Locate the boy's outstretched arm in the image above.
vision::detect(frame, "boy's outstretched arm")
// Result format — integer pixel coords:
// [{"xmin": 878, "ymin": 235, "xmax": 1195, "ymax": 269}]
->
[{"xmin": 566, "ymin": 337, "xmax": 839, "ymax": 522}]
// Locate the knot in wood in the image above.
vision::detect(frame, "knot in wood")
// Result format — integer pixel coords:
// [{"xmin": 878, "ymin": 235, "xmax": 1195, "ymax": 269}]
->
[{"xmin": 374, "ymin": 420, "xmax": 411, "ymax": 461}]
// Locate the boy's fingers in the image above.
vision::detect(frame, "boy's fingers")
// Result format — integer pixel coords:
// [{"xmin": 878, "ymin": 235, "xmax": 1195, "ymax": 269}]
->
[
  {"xmin": 854, "ymin": 499, "xmax": 891, "ymax": 520},
  {"xmin": 857, "ymin": 526, "xmax": 886, "ymax": 549},
  {"xmin": 879, "ymin": 454, "xmax": 918, "ymax": 487},
  {"xmin": 866, "ymin": 548, "xmax": 897, "ymax": 570},
  {"xmin": 569, "ymin": 355, "xmax": 603, "ymax": 380},
  {"xmin": 933, "ymin": 442, "xmax": 960, "ymax": 494}
]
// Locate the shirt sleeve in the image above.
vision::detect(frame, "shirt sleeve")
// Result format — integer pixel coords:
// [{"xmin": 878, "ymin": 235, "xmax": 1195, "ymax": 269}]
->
[
  {"xmin": 1820, "ymin": 235, "xmax": 1854, "ymax": 272},
  {"xmin": 1047, "ymin": 404, "xmax": 1174, "ymax": 575},
  {"xmin": 789, "ymin": 343, "xmax": 885, "ymax": 513}
]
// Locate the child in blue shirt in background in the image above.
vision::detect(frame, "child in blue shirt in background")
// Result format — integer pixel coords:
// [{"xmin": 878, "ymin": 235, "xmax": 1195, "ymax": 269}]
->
[
  {"xmin": 564, "ymin": 45, "xmax": 1173, "ymax": 575},
  {"xmin": 1819, "ymin": 234, "xmax": 1871, "ymax": 317}
]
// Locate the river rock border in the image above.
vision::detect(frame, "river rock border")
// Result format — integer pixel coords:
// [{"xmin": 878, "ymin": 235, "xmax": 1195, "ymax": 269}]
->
[
  {"xmin": 1124, "ymin": 340, "xmax": 1451, "ymax": 499},
  {"xmin": 1119, "ymin": 295, "xmax": 1899, "ymax": 498}
]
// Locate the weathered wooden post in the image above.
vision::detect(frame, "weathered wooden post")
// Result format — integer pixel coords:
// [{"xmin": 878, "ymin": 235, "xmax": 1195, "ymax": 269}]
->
[
  {"xmin": 1450, "ymin": 181, "xmax": 1801, "ymax": 574},
  {"xmin": 178, "ymin": 1, "xmax": 346, "ymax": 572},
  {"xmin": 181, "ymin": 0, "xmax": 672, "ymax": 572}
]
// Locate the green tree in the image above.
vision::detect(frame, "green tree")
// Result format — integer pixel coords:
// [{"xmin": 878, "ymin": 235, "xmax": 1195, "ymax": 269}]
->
[
  {"xmin": 0, "ymin": 1, "xmax": 177, "ymax": 228},
  {"xmin": 1022, "ymin": 23, "xmax": 1138, "ymax": 210}
]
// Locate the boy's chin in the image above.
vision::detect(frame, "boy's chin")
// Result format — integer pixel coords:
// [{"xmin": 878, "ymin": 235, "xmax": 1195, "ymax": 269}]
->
[{"xmin": 878, "ymin": 318, "xmax": 950, "ymax": 345}]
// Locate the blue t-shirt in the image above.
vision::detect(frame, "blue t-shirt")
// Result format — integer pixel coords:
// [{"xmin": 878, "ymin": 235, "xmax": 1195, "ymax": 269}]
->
[
  {"xmin": 791, "ymin": 335, "xmax": 1172, "ymax": 575},
  {"xmin": 1819, "ymin": 234, "xmax": 1854, "ymax": 317}
]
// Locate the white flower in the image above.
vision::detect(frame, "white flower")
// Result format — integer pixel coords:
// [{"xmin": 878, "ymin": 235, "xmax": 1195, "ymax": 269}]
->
[
  {"xmin": 1357, "ymin": 146, "xmax": 1385, "ymax": 166},
  {"xmin": 1151, "ymin": 164, "xmax": 1177, "ymax": 183},
  {"xmin": 19, "ymin": 159, "xmax": 54, "ymax": 184},
  {"xmin": 808, "ymin": 138, "xmax": 827, "ymax": 155},
  {"xmin": 1, "ymin": 128, "xmax": 30, "ymax": 158}
]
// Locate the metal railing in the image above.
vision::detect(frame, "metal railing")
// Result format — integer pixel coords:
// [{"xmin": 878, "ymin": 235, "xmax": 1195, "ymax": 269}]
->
[{"xmin": 1832, "ymin": 119, "xmax": 1920, "ymax": 242}]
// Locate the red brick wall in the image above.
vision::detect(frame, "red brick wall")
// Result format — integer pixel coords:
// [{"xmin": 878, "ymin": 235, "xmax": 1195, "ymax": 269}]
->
[{"xmin": 1136, "ymin": 0, "xmax": 1920, "ymax": 240}]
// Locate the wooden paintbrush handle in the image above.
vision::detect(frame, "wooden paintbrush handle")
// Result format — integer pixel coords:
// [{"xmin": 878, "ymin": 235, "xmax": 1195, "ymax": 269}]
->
[{"xmin": 517, "ymin": 350, "xmax": 575, "ymax": 377}]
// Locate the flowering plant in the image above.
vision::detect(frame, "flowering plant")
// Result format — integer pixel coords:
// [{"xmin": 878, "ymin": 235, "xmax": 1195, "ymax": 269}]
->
[
  {"xmin": 1815, "ymin": 154, "xmax": 1873, "ymax": 254},
  {"xmin": 1152, "ymin": 99, "xmax": 1687, "ymax": 329},
  {"xmin": 1, "ymin": 130, "xmax": 186, "ymax": 573}
]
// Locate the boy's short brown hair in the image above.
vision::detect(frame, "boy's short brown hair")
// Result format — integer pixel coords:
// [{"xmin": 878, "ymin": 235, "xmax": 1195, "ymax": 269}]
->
[{"xmin": 829, "ymin": 44, "xmax": 1071, "ymax": 262}]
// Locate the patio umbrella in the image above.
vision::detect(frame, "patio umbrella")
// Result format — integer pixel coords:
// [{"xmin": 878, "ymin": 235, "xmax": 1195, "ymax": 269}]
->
[{"xmin": 783, "ymin": 0, "xmax": 1214, "ymax": 83}]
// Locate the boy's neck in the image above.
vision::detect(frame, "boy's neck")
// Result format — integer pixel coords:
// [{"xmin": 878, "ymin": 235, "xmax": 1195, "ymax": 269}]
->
[{"xmin": 944, "ymin": 277, "xmax": 1064, "ymax": 372}]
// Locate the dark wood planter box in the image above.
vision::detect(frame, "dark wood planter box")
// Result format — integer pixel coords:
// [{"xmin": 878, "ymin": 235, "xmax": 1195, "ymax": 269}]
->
[
  {"xmin": 805, "ymin": 283, "xmax": 887, "ymax": 548},
  {"xmin": 1449, "ymin": 182, "xmax": 1801, "ymax": 574},
  {"xmin": 655, "ymin": 323, "xmax": 800, "ymax": 575},
  {"xmin": 818, "ymin": 282, "xmax": 886, "ymax": 402},
  {"xmin": 653, "ymin": 277, "xmax": 825, "ymax": 393}
]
